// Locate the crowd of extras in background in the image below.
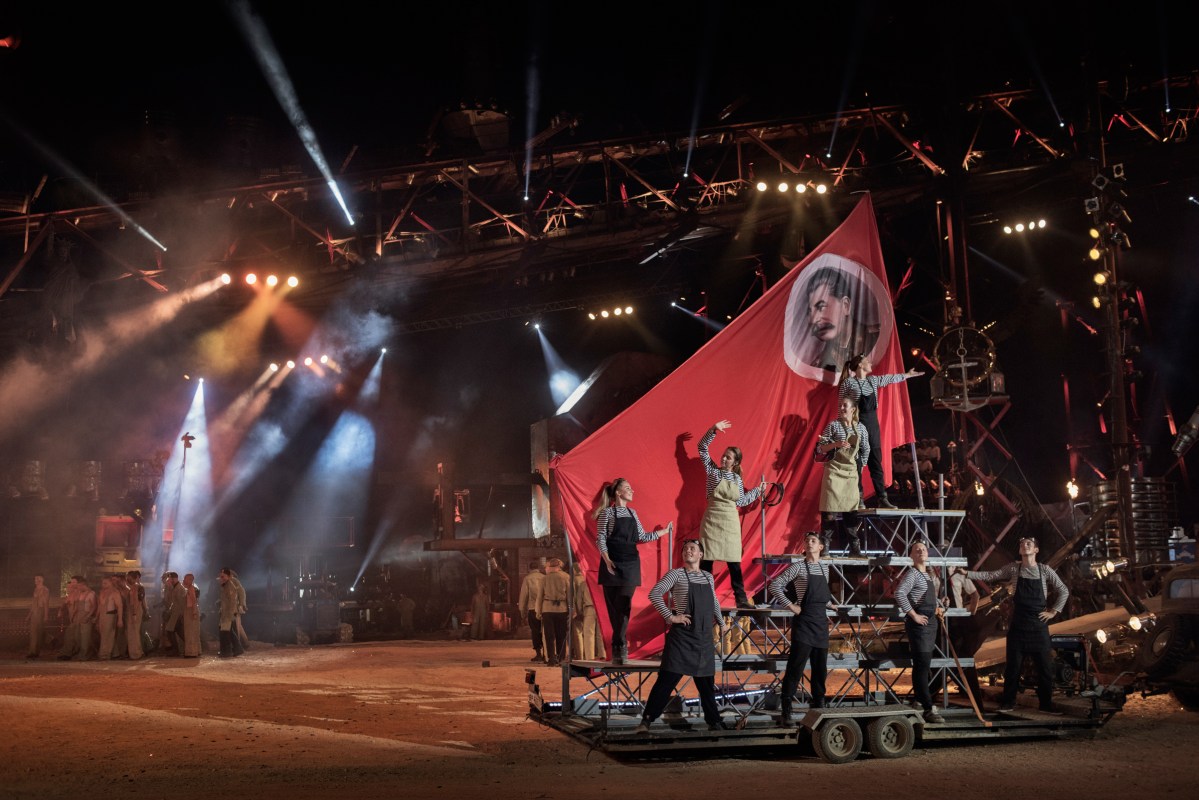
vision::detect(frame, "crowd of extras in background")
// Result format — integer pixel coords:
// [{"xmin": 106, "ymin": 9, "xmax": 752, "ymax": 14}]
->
[{"xmin": 24, "ymin": 568, "xmax": 251, "ymax": 661}]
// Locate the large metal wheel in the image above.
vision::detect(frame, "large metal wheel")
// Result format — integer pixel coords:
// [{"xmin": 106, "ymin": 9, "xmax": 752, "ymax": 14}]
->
[
  {"xmin": 866, "ymin": 715, "xmax": 915, "ymax": 759},
  {"xmin": 812, "ymin": 717, "xmax": 863, "ymax": 764},
  {"xmin": 1136, "ymin": 615, "xmax": 1190, "ymax": 678}
]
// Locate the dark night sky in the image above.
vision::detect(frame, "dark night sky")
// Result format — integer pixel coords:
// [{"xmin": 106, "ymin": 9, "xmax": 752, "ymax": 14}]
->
[{"xmin": 1, "ymin": 0, "xmax": 1197, "ymax": 553}]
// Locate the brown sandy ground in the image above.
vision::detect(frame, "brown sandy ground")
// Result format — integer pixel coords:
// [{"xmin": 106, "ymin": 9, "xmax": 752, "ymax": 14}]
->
[{"xmin": 0, "ymin": 639, "xmax": 1195, "ymax": 800}]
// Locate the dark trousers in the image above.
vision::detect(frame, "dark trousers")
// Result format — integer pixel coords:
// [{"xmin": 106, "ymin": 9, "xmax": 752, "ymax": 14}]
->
[
  {"xmin": 525, "ymin": 610, "xmax": 544, "ymax": 656},
  {"xmin": 1002, "ymin": 634, "xmax": 1055, "ymax": 709},
  {"xmin": 602, "ymin": 586, "xmax": 633, "ymax": 655},
  {"xmin": 861, "ymin": 411, "xmax": 888, "ymax": 498},
  {"xmin": 780, "ymin": 638, "xmax": 827, "ymax": 711},
  {"xmin": 820, "ymin": 512, "xmax": 862, "ymax": 551},
  {"xmin": 643, "ymin": 671, "xmax": 721, "ymax": 726},
  {"xmin": 542, "ymin": 611, "xmax": 569, "ymax": 663},
  {"xmin": 700, "ymin": 559, "xmax": 748, "ymax": 605},
  {"xmin": 911, "ymin": 649, "xmax": 934, "ymax": 710}
]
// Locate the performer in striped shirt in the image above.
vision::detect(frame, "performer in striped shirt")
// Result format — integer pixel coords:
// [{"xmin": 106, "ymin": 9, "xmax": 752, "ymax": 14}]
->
[
  {"xmin": 634, "ymin": 539, "xmax": 727, "ymax": 734},
  {"xmin": 966, "ymin": 537, "xmax": 1068, "ymax": 713},
  {"xmin": 593, "ymin": 478, "xmax": 670, "ymax": 665},
  {"xmin": 769, "ymin": 532, "xmax": 837, "ymax": 725},
  {"xmin": 838, "ymin": 354, "xmax": 923, "ymax": 508},
  {"xmin": 697, "ymin": 420, "xmax": 764, "ymax": 608},
  {"xmin": 815, "ymin": 398, "xmax": 869, "ymax": 555},
  {"xmin": 895, "ymin": 540, "xmax": 945, "ymax": 723}
]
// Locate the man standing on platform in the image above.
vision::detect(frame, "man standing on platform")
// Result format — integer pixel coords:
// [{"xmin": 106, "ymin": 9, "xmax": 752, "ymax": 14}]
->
[
  {"xmin": 27, "ymin": 574, "xmax": 50, "ymax": 659},
  {"xmin": 517, "ymin": 561, "xmax": 545, "ymax": 663},
  {"xmin": 966, "ymin": 537, "xmax": 1068, "ymax": 713}
]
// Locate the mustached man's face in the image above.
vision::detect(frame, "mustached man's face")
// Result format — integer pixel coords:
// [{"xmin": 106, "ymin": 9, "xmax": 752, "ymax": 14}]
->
[{"xmin": 807, "ymin": 283, "xmax": 850, "ymax": 342}]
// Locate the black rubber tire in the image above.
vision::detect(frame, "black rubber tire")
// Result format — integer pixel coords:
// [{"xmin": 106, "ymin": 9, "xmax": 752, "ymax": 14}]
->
[
  {"xmin": 812, "ymin": 717, "xmax": 863, "ymax": 764},
  {"xmin": 866, "ymin": 715, "xmax": 915, "ymax": 759},
  {"xmin": 1137, "ymin": 615, "xmax": 1190, "ymax": 679},
  {"xmin": 1170, "ymin": 687, "xmax": 1199, "ymax": 712}
]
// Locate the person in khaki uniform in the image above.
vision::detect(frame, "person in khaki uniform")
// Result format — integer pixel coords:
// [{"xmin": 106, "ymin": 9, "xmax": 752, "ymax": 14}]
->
[
  {"xmin": 571, "ymin": 563, "xmax": 602, "ymax": 661},
  {"xmin": 161, "ymin": 573, "xmax": 186, "ymax": 655},
  {"xmin": 538, "ymin": 558, "xmax": 571, "ymax": 665},
  {"xmin": 182, "ymin": 573, "xmax": 202, "ymax": 657},
  {"xmin": 125, "ymin": 571, "xmax": 145, "ymax": 660},
  {"xmin": 27, "ymin": 574, "xmax": 50, "ymax": 659},
  {"xmin": 56, "ymin": 577, "xmax": 81, "ymax": 660},
  {"xmin": 517, "ymin": 561, "xmax": 545, "ymax": 663},
  {"xmin": 73, "ymin": 579, "xmax": 97, "ymax": 661},
  {"xmin": 217, "ymin": 568, "xmax": 241, "ymax": 658},
  {"xmin": 96, "ymin": 576, "xmax": 125, "ymax": 660}
]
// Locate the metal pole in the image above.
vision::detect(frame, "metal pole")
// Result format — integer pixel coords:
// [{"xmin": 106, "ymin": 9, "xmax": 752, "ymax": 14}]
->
[
  {"xmin": 909, "ymin": 443, "xmax": 925, "ymax": 510},
  {"xmin": 759, "ymin": 472, "xmax": 768, "ymax": 607}
]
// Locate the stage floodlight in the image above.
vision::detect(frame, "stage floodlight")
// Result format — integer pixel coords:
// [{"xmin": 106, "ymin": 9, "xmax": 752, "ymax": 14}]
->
[
  {"xmin": 974, "ymin": 480, "xmax": 985, "ymax": 496},
  {"xmin": 1015, "ymin": 223, "xmax": 1025, "ymax": 233},
  {"xmin": 287, "ymin": 275, "xmax": 299, "ymax": 287},
  {"xmin": 778, "ymin": 182, "xmax": 789, "ymax": 192},
  {"xmin": 1088, "ymin": 247, "xmax": 1103, "ymax": 261},
  {"xmin": 601, "ymin": 310, "xmax": 609, "ymax": 318},
  {"xmin": 266, "ymin": 274, "xmax": 279, "ymax": 287},
  {"xmin": 1128, "ymin": 613, "xmax": 1156, "ymax": 631},
  {"xmin": 1003, "ymin": 225, "xmax": 1013, "ymax": 235},
  {"xmin": 1093, "ymin": 272, "xmax": 1109, "ymax": 285},
  {"xmin": 320, "ymin": 355, "xmax": 329, "ymax": 364},
  {"xmin": 286, "ymin": 360, "xmax": 295, "ymax": 369},
  {"xmin": 624, "ymin": 306, "xmax": 633, "ymax": 314},
  {"xmin": 183, "ymin": 374, "xmax": 190, "ymax": 381},
  {"xmin": 756, "ymin": 181, "xmax": 767, "ymax": 192},
  {"xmin": 246, "ymin": 273, "xmax": 258, "ymax": 285},
  {"xmin": 1037, "ymin": 219, "xmax": 1046, "ymax": 229},
  {"xmin": 1066, "ymin": 479, "xmax": 1079, "ymax": 499},
  {"xmin": 220, "ymin": 273, "xmax": 232, "ymax": 284},
  {"xmin": 1094, "ymin": 628, "xmax": 1109, "ymax": 644},
  {"xmin": 1084, "ymin": 197, "xmax": 1101, "ymax": 214},
  {"xmin": 816, "ymin": 183, "xmax": 828, "ymax": 194},
  {"xmin": 613, "ymin": 307, "xmax": 622, "ymax": 316},
  {"xmin": 1089, "ymin": 228, "xmax": 1101, "ymax": 239},
  {"xmin": 588, "ymin": 312, "xmax": 596, "ymax": 320},
  {"xmin": 304, "ymin": 357, "xmax": 313, "ymax": 366},
  {"xmin": 796, "ymin": 183, "xmax": 807, "ymax": 194},
  {"xmin": 269, "ymin": 363, "xmax": 279, "ymax": 372},
  {"xmin": 381, "ymin": 348, "xmax": 387, "ymax": 354}
]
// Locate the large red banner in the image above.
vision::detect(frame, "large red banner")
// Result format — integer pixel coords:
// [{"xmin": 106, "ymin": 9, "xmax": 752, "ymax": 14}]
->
[{"xmin": 553, "ymin": 195, "xmax": 915, "ymax": 659}]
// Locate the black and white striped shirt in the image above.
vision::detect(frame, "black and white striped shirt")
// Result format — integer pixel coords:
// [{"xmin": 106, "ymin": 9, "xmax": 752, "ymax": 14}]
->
[
  {"xmin": 816, "ymin": 419, "xmax": 870, "ymax": 468},
  {"xmin": 839, "ymin": 373, "xmax": 907, "ymax": 405},
  {"xmin": 648, "ymin": 568, "xmax": 723, "ymax": 627},
  {"xmin": 895, "ymin": 568, "xmax": 942, "ymax": 615},
  {"xmin": 769, "ymin": 559, "xmax": 832, "ymax": 608},
  {"xmin": 698, "ymin": 428, "xmax": 763, "ymax": 506},
  {"xmin": 966, "ymin": 562, "xmax": 1069, "ymax": 613},
  {"xmin": 596, "ymin": 506, "xmax": 660, "ymax": 556}
]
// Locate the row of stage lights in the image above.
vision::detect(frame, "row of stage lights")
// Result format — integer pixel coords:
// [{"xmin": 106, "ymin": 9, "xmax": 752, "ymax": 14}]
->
[
  {"xmin": 183, "ymin": 348, "xmax": 388, "ymax": 381},
  {"xmin": 755, "ymin": 181, "xmax": 829, "ymax": 194},
  {"xmin": 219, "ymin": 273, "xmax": 301, "ymax": 288},
  {"xmin": 588, "ymin": 305, "xmax": 635, "ymax": 320},
  {"xmin": 1002, "ymin": 219, "xmax": 1048, "ymax": 234}
]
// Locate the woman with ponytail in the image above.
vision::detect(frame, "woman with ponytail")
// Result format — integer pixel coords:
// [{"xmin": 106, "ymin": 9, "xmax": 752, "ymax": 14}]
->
[
  {"xmin": 593, "ymin": 478, "xmax": 671, "ymax": 664},
  {"xmin": 697, "ymin": 420, "xmax": 764, "ymax": 609}
]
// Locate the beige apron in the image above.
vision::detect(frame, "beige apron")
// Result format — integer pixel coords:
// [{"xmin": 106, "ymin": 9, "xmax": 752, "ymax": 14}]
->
[
  {"xmin": 699, "ymin": 478, "xmax": 744, "ymax": 563},
  {"xmin": 819, "ymin": 426, "xmax": 861, "ymax": 513}
]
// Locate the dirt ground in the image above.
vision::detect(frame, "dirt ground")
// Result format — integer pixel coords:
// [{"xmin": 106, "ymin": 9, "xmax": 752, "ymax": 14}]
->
[{"xmin": 0, "ymin": 637, "xmax": 1195, "ymax": 800}]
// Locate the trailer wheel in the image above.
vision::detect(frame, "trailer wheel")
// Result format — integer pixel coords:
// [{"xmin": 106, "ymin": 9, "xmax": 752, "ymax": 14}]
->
[
  {"xmin": 866, "ymin": 715, "xmax": 915, "ymax": 759},
  {"xmin": 812, "ymin": 717, "xmax": 863, "ymax": 764}
]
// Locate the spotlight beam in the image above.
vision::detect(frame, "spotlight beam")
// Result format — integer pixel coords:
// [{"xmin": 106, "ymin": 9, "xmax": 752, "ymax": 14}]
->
[{"xmin": 230, "ymin": 0, "xmax": 355, "ymax": 226}]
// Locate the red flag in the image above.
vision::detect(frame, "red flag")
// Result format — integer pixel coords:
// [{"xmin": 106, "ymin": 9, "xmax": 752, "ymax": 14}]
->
[{"xmin": 553, "ymin": 195, "xmax": 914, "ymax": 659}]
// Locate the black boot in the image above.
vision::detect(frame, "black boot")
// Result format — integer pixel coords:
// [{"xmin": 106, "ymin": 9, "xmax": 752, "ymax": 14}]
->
[
  {"xmin": 218, "ymin": 630, "xmax": 233, "ymax": 658},
  {"xmin": 849, "ymin": 524, "xmax": 864, "ymax": 556},
  {"xmin": 779, "ymin": 699, "xmax": 794, "ymax": 727},
  {"xmin": 876, "ymin": 493, "xmax": 897, "ymax": 509}
]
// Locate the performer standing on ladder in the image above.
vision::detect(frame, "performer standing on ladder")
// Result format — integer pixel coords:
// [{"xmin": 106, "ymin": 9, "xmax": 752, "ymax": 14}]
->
[
  {"xmin": 838, "ymin": 354, "xmax": 923, "ymax": 508},
  {"xmin": 815, "ymin": 398, "xmax": 869, "ymax": 555},
  {"xmin": 697, "ymin": 420, "xmax": 765, "ymax": 608},
  {"xmin": 594, "ymin": 478, "xmax": 670, "ymax": 665},
  {"xmin": 634, "ymin": 538, "xmax": 727, "ymax": 734},
  {"xmin": 770, "ymin": 531, "xmax": 837, "ymax": 726}
]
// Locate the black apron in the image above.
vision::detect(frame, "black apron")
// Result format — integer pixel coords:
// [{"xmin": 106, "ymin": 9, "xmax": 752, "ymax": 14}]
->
[
  {"xmin": 659, "ymin": 571, "xmax": 717, "ymax": 677},
  {"xmin": 598, "ymin": 511, "xmax": 641, "ymax": 593},
  {"xmin": 904, "ymin": 571, "xmax": 938, "ymax": 654},
  {"xmin": 855, "ymin": 380, "xmax": 879, "ymax": 417},
  {"xmin": 792, "ymin": 560, "xmax": 831, "ymax": 649},
  {"xmin": 1011, "ymin": 565, "xmax": 1052, "ymax": 652}
]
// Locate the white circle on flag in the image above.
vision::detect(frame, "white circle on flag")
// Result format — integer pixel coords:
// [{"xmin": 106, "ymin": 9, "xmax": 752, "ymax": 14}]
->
[{"xmin": 782, "ymin": 253, "xmax": 893, "ymax": 384}]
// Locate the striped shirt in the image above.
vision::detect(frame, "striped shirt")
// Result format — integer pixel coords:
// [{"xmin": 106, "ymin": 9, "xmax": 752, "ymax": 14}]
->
[
  {"xmin": 648, "ymin": 568, "xmax": 723, "ymax": 627},
  {"xmin": 816, "ymin": 419, "xmax": 870, "ymax": 468},
  {"xmin": 839, "ymin": 373, "xmax": 907, "ymax": 405},
  {"xmin": 698, "ymin": 428, "xmax": 763, "ymax": 506},
  {"xmin": 895, "ymin": 568, "xmax": 942, "ymax": 615},
  {"xmin": 769, "ymin": 559, "xmax": 832, "ymax": 608},
  {"xmin": 596, "ymin": 506, "xmax": 660, "ymax": 556},
  {"xmin": 966, "ymin": 562, "xmax": 1069, "ymax": 613}
]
